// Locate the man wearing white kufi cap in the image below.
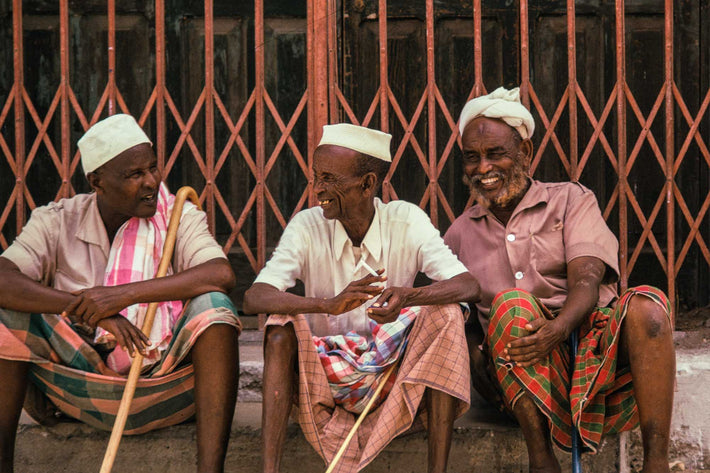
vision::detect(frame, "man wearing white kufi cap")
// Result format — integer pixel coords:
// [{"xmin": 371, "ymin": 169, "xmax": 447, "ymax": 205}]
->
[
  {"xmin": 0, "ymin": 113, "xmax": 242, "ymax": 472},
  {"xmin": 445, "ymin": 87, "xmax": 674, "ymax": 472},
  {"xmin": 245, "ymin": 123, "xmax": 477, "ymax": 473}
]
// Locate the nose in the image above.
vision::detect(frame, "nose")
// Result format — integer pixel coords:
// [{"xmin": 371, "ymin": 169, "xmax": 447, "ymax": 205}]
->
[
  {"xmin": 478, "ymin": 155, "xmax": 493, "ymax": 174},
  {"xmin": 313, "ymin": 176, "xmax": 325, "ymax": 194},
  {"xmin": 144, "ymin": 168, "xmax": 160, "ymax": 189}
]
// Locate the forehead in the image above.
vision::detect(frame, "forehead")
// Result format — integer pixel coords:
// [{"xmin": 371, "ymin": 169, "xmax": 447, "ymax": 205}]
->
[
  {"xmin": 100, "ymin": 143, "xmax": 156, "ymax": 174},
  {"xmin": 313, "ymin": 145, "xmax": 361, "ymax": 175},
  {"xmin": 461, "ymin": 117, "xmax": 518, "ymax": 150}
]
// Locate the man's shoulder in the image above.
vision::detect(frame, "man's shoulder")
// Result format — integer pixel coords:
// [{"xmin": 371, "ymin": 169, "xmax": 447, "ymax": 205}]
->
[
  {"xmin": 290, "ymin": 206, "xmax": 329, "ymax": 231},
  {"xmin": 537, "ymin": 180, "xmax": 595, "ymax": 200},
  {"xmin": 29, "ymin": 193, "xmax": 94, "ymax": 221},
  {"xmin": 376, "ymin": 198, "xmax": 429, "ymax": 223}
]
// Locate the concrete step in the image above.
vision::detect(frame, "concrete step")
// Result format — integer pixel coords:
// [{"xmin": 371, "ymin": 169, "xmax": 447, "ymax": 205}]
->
[{"xmin": 14, "ymin": 330, "xmax": 710, "ymax": 472}]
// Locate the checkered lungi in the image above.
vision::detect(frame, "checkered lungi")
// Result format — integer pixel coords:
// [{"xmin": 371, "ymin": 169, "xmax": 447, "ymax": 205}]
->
[
  {"xmin": 267, "ymin": 303, "xmax": 470, "ymax": 473},
  {"xmin": 0, "ymin": 291, "xmax": 241, "ymax": 435},
  {"xmin": 487, "ymin": 285, "xmax": 671, "ymax": 453}
]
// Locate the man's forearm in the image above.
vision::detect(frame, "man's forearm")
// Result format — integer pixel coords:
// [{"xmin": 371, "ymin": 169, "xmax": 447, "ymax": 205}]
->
[
  {"xmin": 118, "ymin": 258, "xmax": 236, "ymax": 306},
  {"xmin": 405, "ymin": 272, "xmax": 480, "ymax": 307},
  {"xmin": 243, "ymin": 283, "xmax": 327, "ymax": 315},
  {"xmin": 0, "ymin": 258, "xmax": 73, "ymax": 314}
]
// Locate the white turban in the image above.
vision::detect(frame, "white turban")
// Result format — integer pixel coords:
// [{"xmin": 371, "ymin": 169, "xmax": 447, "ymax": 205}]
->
[
  {"xmin": 458, "ymin": 87, "xmax": 535, "ymax": 139},
  {"xmin": 78, "ymin": 114, "xmax": 152, "ymax": 175},
  {"xmin": 318, "ymin": 123, "xmax": 392, "ymax": 162}
]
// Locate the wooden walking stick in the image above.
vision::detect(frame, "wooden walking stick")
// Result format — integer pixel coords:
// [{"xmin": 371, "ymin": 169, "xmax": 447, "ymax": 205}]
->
[
  {"xmin": 99, "ymin": 186, "xmax": 200, "ymax": 473},
  {"xmin": 324, "ymin": 361, "xmax": 399, "ymax": 473}
]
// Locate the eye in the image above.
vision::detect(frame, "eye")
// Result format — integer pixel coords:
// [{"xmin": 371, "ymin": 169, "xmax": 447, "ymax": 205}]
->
[{"xmin": 463, "ymin": 153, "xmax": 480, "ymax": 164}]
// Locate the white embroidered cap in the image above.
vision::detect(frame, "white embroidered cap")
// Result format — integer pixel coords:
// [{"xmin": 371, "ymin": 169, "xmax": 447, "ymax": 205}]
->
[
  {"xmin": 458, "ymin": 87, "xmax": 535, "ymax": 139},
  {"xmin": 318, "ymin": 123, "xmax": 392, "ymax": 162},
  {"xmin": 78, "ymin": 114, "xmax": 152, "ymax": 175}
]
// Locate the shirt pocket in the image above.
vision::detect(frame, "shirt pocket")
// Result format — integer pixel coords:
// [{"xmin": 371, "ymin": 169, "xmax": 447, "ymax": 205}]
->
[{"xmin": 530, "ymin": 222, "xmax": 566, "ymax": 277}]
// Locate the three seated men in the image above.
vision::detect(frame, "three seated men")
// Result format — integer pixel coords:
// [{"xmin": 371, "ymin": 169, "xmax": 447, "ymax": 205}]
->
[
  {"xmin": 1, "ymin": 92, "xmax": 675, "ymax": 473},
  {"xmin": 0, "ymin": 114, "xmax": 241, "ymax": 473},
  {"xmin": 444, "ymin": 87, "xmax": 675, "ymax": 473}
]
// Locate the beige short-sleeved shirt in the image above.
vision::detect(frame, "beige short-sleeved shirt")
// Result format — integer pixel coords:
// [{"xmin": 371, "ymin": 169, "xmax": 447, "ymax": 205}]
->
[
  {"xmin": 444, "ymin": 180, "xmax": 619, "ymax": 332},
  {"xmin": 1, "ymin": 192, "xmax": 226, "ymax": 295},
  {"xmin": 255, "ymin": 198, "xmax": 469, "ymax": 337}
]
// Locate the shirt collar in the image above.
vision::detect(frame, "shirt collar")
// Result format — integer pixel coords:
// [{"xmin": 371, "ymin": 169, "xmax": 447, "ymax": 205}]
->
[
  {"xmin": 332, "ymin": 198, "xmax": 383, "ymax": 262},
  {"xmin": 466, "ymin": 179, "xmax": 548, "ymax": 220},
  {"xmin": 76, "ymin": 193, "xmax": 110, "ymax": 257}
]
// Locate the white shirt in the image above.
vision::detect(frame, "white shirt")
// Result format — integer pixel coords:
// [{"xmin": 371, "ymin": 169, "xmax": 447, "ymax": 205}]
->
[{"xmin": 255, "ymin": 198, "xmax": 468, "ymax": 336}]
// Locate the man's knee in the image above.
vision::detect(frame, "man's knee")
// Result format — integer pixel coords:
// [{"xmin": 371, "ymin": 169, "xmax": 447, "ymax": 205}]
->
[
  {"xmin": 625, "ymin": 294, "xmax": 672, "ymax": 340},
  {"xmin": 264, "ymin": 324, "xmax": 298, "ymax": 354},
  {"xmin": 487, "ymin": 289, "xmax": 542, "ymax": 357}
]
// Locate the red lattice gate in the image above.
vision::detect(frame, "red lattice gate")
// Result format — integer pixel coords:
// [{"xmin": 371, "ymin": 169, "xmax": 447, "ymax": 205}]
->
[{"xmin": 1, "ymin": 0, "xmax": 709, "ymax": 315}]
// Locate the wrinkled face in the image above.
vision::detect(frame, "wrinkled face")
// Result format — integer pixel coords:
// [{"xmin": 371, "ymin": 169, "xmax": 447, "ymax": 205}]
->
[
  {"xmin": 461, "ymin": 117, "xmax": 531, "ymax": 208},
  {"xmin": 90, "ymin": 143, "xmax": 161, "ymax": 220},
  {"xmin": 313, "ymin": 145, "xmax": 368, "ymax": 222}
]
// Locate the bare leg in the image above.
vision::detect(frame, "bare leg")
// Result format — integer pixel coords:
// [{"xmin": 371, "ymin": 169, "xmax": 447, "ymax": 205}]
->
[
  {"xmin": 466, "ymin": 321, "xmax": 507, "ymax": 410},
  {"xmin": 0, "ymin": 359, "xmax": 29, "ymax": 473},
  {"xmin": 262, "ymin": 325, "xmax": 298, "ymax": 473},
  {"xmin": 511, "ymin": 395, "xmax": 561, "ymax": 473},
  {"xmin": 426, "ymin": 388, "xmax": 456, "ymax": 473},
  {"xmin": 621, "ymin": 295, "xmax": 675, "ymax": 473},
  {"xmin": 192, "ymin": 324, "xmax": 240, "ymax": 473}
]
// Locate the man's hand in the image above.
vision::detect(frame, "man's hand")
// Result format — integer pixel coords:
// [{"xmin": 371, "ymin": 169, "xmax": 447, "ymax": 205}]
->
[
  {"xmin": 325, "ymin": 270, "xmax": 386, "ymax": 315},
  {"xmin": 367, "ymin": 286, "xmax": 412, "ymax": 324},
  {"xmin": 62, "ymin": 285, "xmax": 131, "ymax": 327},
  {"xmin": 97, "ymin": 315, "xmax": 150, "ymax": 357},
  {"xmin": 504, "ymin": 317, "xmax": 568, "ymax": 368}
]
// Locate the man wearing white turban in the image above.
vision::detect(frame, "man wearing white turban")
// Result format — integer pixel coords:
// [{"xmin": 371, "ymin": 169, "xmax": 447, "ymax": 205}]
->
[
  {"xmin": 445, "ymin": 88, "xmax": 675, "ymax": 473},
  {"xmin": 0, "ymin": 114, "xmax": 241, "ymax": 472},
  {"xmin": 245, "ymin": 123, "xmax": 478, "ymax": 473}
]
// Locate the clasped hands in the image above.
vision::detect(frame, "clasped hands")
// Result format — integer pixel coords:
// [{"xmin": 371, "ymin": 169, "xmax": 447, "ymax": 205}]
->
[
  {"xmin": 323, "ymin": 269, "xmax": 409, "ymax": 324},
  {"xmin": 503, "ymin": 317, "xmax": 569, "ymax": 368},
  {"xmin": 61, "ymin": 285, "xmax": 149, "ymax": 357}
]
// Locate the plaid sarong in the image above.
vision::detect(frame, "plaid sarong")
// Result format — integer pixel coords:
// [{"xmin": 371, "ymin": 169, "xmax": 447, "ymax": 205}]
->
[
  {"xmin": 487, "ymin": 286, "xmax": 671, "ymax": 453},
  {"xmin": 268, "ymin": 304, "xmax": 470, "ymax": 473},
  {"xmin": 0, "ymin": 291, "xmax": 240, "ymax": 435},
  {"xmin": 313, "ymin": 306, "xmax": 419, "ymax": 414}
]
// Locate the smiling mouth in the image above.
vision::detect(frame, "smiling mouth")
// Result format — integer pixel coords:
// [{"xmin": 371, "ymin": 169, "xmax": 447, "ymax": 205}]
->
[
  {"xmin": 319, "ymin": 199, "xmax": 333, "ymax": 206},
  {"xmin": 141, "ymin": 193, "xmax": 157, "ymax": 204}
]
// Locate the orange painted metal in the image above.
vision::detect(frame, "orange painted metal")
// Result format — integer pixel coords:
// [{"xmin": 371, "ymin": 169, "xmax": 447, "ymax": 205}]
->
[{"xmin": 3, "ymin": 0, "xmax": 710, "ymax": 314}]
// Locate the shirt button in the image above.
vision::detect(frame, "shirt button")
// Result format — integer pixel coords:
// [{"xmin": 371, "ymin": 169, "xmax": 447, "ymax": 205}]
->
[
  {"xmin": 515, "ymin": 271, "xmax": 524, "ymax": 280},
  {"xmin": 506, "ymin": 233, "xmax": 516, "ymax": 242}
]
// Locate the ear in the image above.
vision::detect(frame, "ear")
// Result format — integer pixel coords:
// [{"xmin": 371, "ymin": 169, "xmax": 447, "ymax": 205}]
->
[
  {"xmin": 519, "ymin": 138, "xmax": 533, "ymax": 173},
  {"xmin": 360, "ymin": 172, "xmax": 377, "ymax": 195},
  {"xmin": 87, "ymin": 172, "xmax": 102, "ymax": 194}
]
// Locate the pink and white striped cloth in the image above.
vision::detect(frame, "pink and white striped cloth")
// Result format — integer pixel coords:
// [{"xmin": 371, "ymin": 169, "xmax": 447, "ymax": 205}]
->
[{"xmin": 95, "ymin": 182, "xmax": 195, "ymax": 374}]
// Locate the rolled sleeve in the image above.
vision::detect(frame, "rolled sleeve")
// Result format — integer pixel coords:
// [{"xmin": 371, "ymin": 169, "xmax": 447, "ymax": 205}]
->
[
  {"xmin": 173, "ymin": 206, "xmax": 227, "ymax": 272},
  {"xmin": 253, "ymin": 217, "xmax": 306, "ymax": 291},
  {"xmin": 411, "ymin": 208, "xmax": 468, "ymax": 281},
  {"xmin": 564, "ymin": 189, "xmax": 620, "ymax": 282},
  {"xmin": 1, "ymin": 206, "xmax": 58, "ymax": 282}
]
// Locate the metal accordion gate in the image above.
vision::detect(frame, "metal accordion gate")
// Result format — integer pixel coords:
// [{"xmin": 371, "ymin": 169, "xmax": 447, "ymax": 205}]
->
[{"xmin": 1, "ymin": 0, "xmax": 709, "ymax": 316}]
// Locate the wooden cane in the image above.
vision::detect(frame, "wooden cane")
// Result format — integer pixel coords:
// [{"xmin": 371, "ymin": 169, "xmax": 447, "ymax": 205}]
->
[
  {"xmin": 324, "ymin": 361, "xmax": 398, "ymax": 473},
  {"xmin": 99, "ymin": 186, "xmax": 200, "ymax": 473}
]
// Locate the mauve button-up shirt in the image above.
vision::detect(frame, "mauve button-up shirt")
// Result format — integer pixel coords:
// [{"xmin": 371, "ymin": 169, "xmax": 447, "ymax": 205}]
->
[{"xmin": 444, "ymin": 180, "xmax": 619, "ymax": 333}]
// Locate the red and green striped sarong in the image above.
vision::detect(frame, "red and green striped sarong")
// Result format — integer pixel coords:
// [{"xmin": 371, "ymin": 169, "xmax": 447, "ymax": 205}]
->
[
  {"xmin": 0, "ymin": 291, "xmax": 240, "ymax": 435},
  {"xmin": 487, "ymin": 286, "xmax": 671, "ymax": 453}
]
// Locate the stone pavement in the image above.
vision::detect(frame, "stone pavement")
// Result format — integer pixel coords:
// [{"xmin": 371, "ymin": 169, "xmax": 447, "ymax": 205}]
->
[{"xmin": 14, "ymin": 328, "xmax": 710, "ymax": 473}]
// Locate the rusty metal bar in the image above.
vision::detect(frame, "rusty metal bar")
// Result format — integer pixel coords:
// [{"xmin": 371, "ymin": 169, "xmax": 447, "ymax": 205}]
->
[
  {"xmin": 204, "ymin": 0, "xmax": 216, "ymax": 231},
  {"xmin": 107, "ymin": 0, "xmax": 116, "ymax": 115},
  {"xmin": 616, "ymin": 0, "xmax": 628, "ymax": 291},
  {"xmin": 378, "ymin": 0, "xmax": 391, "ymax": 202},
  {"xmin": 567, "ymin": 0, "xmax": 578, "ymax": 181},
  {"xmin": 327, "ymin": 0, "xmax": 339, "ymax": 125},
  {"xmin": 155, "ymin": 0, "xmax": 166, "ymax": 174},
  {"xmin": 664, "ymin": 0, "xmax": 675, "ymax": 308},
  {"xmin": 519, "ymin": 0, "xmax": 530, "ymax": 109},
  {"xmin": 255, "ymin": 0, "xmax": 266, "ymax": 273},
  {"xmin": 426, "ymin": 0, "xmax": 438, "ymax": 226},
  {"xmin": 472, "ymin": 0, "xmax": 484, "ymax": 98},
  {"xmin": 60, "ymin": 0, "xmax": 71, "ymax": 198},
  {"xmin": 308, "ymin": 0, "xmax": 329, "ymax": 206},
  {"xmin": 13, "ymin": 0, "xmax": 25, "ymax": 232}
]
